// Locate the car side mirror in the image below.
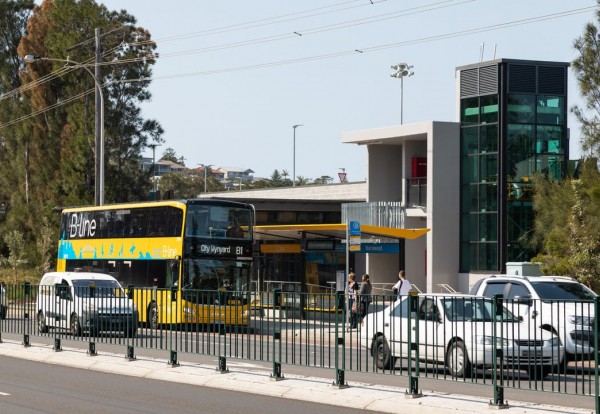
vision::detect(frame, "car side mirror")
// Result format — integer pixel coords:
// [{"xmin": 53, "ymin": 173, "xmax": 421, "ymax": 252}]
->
[{"xmin": 513, "ymin": 295, "xmax": 532, "ymax": 306}]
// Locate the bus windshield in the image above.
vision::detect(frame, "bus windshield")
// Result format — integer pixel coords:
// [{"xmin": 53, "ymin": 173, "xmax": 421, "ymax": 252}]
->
[
  {"xmin": 185, "ymin": 204, "xmax": 252, "ymax": 239},
  {"xmin": 181, "ymin": 258, "xmax": 250, "ymax": 304}
]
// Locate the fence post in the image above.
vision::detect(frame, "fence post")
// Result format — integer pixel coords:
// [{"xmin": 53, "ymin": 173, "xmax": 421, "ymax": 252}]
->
[
  {"xmin": 333, "ymin": 290, "xmax": 347, "ymax": 388},
  {"xmin": 126, "ymin": 285, "xmax": 135, "ymax": 361},
  {"xmin": 22, "ymin": 282, "xmax": 31, "ymax": 347},
  {"xmin": 87, "ymin": 284, "xmax": 97, "ymax": 356},
  {"xmin": 270, "ymin": 288, "xmax": 283, "ymax": 381},
  {"xmin": 489, "ymin": 294, "xmax": 508, "ymax": 408},
  {"xmin": 0, "ymin": 283, "xmax": 5, "ymax": 344},
  {"xmin": 406, "ymin": 292, "xmax": 422, "ymax": 398},
  {"xmin": 167, "ymin": 285, "xmax": 179, "ymax": 366},
  {"xmin": 594, "ymin": 296, "xmax": 599, "ymax": 414}
]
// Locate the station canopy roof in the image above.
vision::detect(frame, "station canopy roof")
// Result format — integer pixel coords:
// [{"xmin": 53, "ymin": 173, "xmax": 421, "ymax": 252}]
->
[{"xmin": 254, "ymin": 223, "xmax": 429, "ymax": 242}]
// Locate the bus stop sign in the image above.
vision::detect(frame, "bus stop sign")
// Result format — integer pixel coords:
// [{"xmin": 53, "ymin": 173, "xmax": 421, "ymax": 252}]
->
[{"xmin": 349, "ymin": 221, "xmax": 361, "ymax": 252}]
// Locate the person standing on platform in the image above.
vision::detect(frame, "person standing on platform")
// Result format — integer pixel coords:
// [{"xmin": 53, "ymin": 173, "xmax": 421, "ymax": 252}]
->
[
  {"xmin": 392, "ymin": 270, "xmax": 411, "ymax": 299},
  {"xmin": 346, "ymin": 273, "xmax": 359, "ymax": 331},
  {"xmin": 357, "ymin": 274, "xmax": 372, "ymax": 327}
]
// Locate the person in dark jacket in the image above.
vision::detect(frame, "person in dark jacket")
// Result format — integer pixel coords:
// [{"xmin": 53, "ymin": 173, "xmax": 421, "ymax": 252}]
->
[{"xmin": 357, "ymin": 274, "xmax": 372, "ymax": 326}]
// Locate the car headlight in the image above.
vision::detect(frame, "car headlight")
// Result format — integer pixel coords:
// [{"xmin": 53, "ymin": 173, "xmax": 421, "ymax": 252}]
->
[
  {"xmin": 544, "ymin": 336, "xmax": 561, "ymax": 347},
  {"xmin": 568, "ymin": 315, "xmax": 593, "ymax": 326},
  {"xmin": 475, "ymin": 335, "xmax": 509, "ymax": 347}
]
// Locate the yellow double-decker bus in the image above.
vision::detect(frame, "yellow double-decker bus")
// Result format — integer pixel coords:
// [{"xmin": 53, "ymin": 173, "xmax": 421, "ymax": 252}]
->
[{"xmin": 57, "ymin": 199, "xmax": 255, "ymax": 328}]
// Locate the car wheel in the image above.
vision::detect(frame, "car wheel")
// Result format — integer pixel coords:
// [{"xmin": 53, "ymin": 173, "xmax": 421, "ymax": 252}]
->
[
  {"xmin": 373, "ymin": 336, "xmax": 394, "ymax": 370},
  {"xmin": 446, "ymin": 340, "xmax": 472, "ymax": 378},
  {"xmin": 147, "ymin": 302, "xmax": 158, "ymax": 329},
  {"xmin": 527, "ymin": 365, "xmax": 551, "ymax": 380},
  {"xmin": 70, "ymin": 314, "xmax": 82, "ymax": 337},
  {"xmin": 37, "ymin": 311, "xmax": 48, "ymax": 333}
]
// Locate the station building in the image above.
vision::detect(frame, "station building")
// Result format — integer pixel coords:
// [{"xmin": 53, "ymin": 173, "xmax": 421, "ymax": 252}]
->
[{"xmin": 200, "ymin": 58, "xmax": 570, "ymax": 295}]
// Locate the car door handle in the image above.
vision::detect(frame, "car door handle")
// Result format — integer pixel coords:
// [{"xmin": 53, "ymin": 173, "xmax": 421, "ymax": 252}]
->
[{"xmin": 384, "ymin": 323, "xmax": 389, "ymax": 327}]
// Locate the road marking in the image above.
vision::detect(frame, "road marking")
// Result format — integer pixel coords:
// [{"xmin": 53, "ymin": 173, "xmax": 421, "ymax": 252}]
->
[{"xmin": 0, "ymin": 392, "xmax": 10, "ymax": 396}]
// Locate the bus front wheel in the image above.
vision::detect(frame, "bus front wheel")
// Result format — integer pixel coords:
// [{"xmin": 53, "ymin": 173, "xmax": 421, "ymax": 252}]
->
[{"xmin": 147, "ymin": 302, "xmax": 158, "ymax": 329}]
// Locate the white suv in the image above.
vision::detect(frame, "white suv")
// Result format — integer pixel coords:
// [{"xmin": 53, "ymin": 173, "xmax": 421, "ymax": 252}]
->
[
  {"xmin": 36, "ymin": 272, "xmax": 138, "ymax": 337},
  {"xmin": 470, "ymin": 275, "xmax": 597, "ymax": 359}
]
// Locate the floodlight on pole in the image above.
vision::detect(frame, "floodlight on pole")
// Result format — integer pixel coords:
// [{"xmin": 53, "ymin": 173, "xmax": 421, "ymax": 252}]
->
[
  {"xmin": 292, "ymin": 124, "xmax": 303, "ymax": 187},
  {"xmin": 390, "ymin": 63, "xmax": 414, "ymax": 124},
  {"xmin": 23, "ymin": 54, "xmax": 105, "ymax": 205}
]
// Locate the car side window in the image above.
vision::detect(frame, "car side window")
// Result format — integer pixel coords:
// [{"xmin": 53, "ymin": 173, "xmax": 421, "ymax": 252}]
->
[
  {"xmin": 507, "ymin": 283, "xmax": 530, "ymax": 299},
  {"xmin": 419, "ymin": 298, "xmax": 440, "ymax": 321},
  {"xmin": 482, "ymin": 282, "xmax": 506, "ymax": 298},
  {"xmin": 391, "ymin": 297, "xmax": 409, "ymax": 318},
  {"xmin": 57, "ymin": 281, "xmax": 72, "ymax": 301}
]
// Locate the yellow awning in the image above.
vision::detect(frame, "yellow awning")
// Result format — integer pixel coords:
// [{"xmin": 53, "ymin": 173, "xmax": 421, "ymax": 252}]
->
[{"xmin": 254, "ymin": 223, "xmax": 429, "ymax": 241}]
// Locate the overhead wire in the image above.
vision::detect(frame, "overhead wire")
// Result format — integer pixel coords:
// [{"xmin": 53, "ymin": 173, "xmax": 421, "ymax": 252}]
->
[
  {"xmin": 116, "ymin": 6, "xmax": 597, "ymax": 83},
  {"xmin": 1, "ymin": 3, "xmax": 596, "ymax": 130},
  {"xmin": 152, "ymin": 0, "xmax": 389, "ymax": 43}
]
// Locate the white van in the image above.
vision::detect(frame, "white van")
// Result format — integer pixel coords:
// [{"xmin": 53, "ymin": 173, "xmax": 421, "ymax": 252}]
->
[{"xmin": 36, "ymin": 272, "xmax": 138, "ymax": 337}]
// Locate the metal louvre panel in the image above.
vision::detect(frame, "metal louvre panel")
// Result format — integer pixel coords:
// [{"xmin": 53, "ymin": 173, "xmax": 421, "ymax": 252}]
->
[
  {"xmin": 478, "ymin": 65, "xmax": 498, "ymax": 94},
  {"xmin": 538, "ymin": 66, "xmax": 566, "ymax": 95},
  {"xmin": 508, "ymin": 64, "xmax": 536, "ymax": 93},
  {"xmin": 460, "ymin": 68, "xmax": 478, "ymax": 97}
]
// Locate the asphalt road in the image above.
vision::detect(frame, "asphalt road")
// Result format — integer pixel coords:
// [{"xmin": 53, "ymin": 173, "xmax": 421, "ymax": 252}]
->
[{"xmin": 0, "ymin": 355, "xmax": 372, "ymax": 414}]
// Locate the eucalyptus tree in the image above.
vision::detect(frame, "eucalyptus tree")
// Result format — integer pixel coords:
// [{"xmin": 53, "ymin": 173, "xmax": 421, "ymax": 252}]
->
[
  {"xmin": 0, "ymin": 1, "xmax": 35, "ymax": 259},
  {"xmin": 16, "ymin": 0, "xmax": 163, "ymax": 209}
]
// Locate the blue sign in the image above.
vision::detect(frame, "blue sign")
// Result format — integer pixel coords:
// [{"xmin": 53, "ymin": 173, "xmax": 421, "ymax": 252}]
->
[
  {"xmin": 349, "ymin": 220, "xmax": 361, "ymax": 236},
  {"xmin": 360, "ymin": 243, "xmax": 400, "ymax": 254}
]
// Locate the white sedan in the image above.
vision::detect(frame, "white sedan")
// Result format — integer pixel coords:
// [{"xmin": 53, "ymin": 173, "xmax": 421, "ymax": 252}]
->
[{"xmin": 360, "ymin": 294, "xmax": 564, "ymax": 379}]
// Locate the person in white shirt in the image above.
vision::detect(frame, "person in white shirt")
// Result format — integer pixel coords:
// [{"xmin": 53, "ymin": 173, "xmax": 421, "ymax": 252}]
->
[{"xmin": 392, "ymin": 270, "xmax": 411, "ymax": 298}]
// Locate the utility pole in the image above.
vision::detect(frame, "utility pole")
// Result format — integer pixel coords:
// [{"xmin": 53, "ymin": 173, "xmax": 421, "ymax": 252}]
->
[{"xmin": 95, "ymin": 28, "xmax": 104, "ymax": 206}]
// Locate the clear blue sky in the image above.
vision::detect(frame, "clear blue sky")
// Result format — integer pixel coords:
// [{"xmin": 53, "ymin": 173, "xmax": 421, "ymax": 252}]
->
[{"xmin": 100, "ymin": 0, "xmax": 597, "ymax": 181}]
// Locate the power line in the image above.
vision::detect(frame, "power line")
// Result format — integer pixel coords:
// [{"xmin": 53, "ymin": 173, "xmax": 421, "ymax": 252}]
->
[
  {"xmin": 118, "ymin": 6, "xmax": 597, "ymax": 82},
  {"xmin": 1, "ymin": 5, "xmax": 595, "ymax": 130},
  {"xmin": 0, "ymin": 0, "xmax": 456, "ymax": 104}
]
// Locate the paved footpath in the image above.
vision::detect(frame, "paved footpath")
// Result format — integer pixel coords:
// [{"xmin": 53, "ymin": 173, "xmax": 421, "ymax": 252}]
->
[{"xmin": 0, "ymin": 339, "xmax": 593, "ymax": 414}]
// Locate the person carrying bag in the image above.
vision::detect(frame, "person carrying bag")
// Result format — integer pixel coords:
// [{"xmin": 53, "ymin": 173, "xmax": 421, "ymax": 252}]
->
[{"xmin": 357, "ymin": 274, "xmax": 372, "ymax": 327}]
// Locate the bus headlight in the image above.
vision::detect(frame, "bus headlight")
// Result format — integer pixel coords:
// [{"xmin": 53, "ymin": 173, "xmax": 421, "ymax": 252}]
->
[{"xmin": 183, "ymin": 307, "xmax": 196, "ymax": 316}]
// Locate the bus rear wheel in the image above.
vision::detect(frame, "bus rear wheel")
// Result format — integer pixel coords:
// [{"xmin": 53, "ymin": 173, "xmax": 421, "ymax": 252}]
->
[{"xmin": 147, "ymin": 302, "xmax": 158, "ymax": 329}]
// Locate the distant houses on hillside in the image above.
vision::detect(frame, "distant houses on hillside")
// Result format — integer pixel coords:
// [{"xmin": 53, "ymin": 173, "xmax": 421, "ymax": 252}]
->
[{"xmin": 140, "ymin": 157, "xmax": 255, "ymax": 190}]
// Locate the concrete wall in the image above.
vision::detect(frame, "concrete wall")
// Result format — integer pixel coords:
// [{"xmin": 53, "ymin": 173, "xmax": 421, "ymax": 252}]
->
[
  {"xmin": 427, "ymin": 122, "xmax": 460, "ymax": 292},
  {"xmin": 343, "ymin": 121, "xmax": 460, "ymax": 294},
  {"xmin": 368, "ymin": 145, "xmax": 402, "ymax": 202}
]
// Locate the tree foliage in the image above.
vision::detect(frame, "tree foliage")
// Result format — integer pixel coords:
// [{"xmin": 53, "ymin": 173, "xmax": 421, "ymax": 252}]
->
[
  {"xmin": 532, "ymin": 3, "xmax": 600, "ymax": 291},
  {"xmin": 1, "ymin": 230, "xmax": 28, "ymax": 283},
  {"xmin": 160, "ymin": 147, "xmax": 179, "ymax": 163},
  {"xmin": 0, "ymin": 0, "xmax": 162, "ymax": 270},
  {"xmin": 158, "ymin": 169, "xmax": 224, "ymax": 199}
]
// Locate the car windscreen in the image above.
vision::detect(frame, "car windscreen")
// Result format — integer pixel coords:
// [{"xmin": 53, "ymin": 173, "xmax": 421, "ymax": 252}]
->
[
  {"xmin": 72, "ymin": 279, "xmax": 123, "ymax": 298},
  {"xmin": 529, "ymin": 281, "xmax": 597, "ymax": 301}
]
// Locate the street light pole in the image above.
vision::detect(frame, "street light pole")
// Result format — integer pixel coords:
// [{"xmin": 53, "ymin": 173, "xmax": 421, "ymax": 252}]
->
[
  {"xmin": 390, "ymin": 63, "xmax": 414, "ymax": 124},
  {"xmin": 148, "ymin": 144, "xmax": 160, "ymax": 198},
  {"xmin": 199, "ymin": 164, "xmax": 213, "ymax": 193},
  {"xmin": 292, "ymin": 124, "xmax": 303, "ymax": 187},
  {"xmin": 24, "ymin": 54, "xmax": 105, "ymax": 205}
]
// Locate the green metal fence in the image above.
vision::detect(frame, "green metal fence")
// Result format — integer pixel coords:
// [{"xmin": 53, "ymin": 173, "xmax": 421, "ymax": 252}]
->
[{"xmin": 0, "ymin": 283, "xmax": 598, "ymax": 412}]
